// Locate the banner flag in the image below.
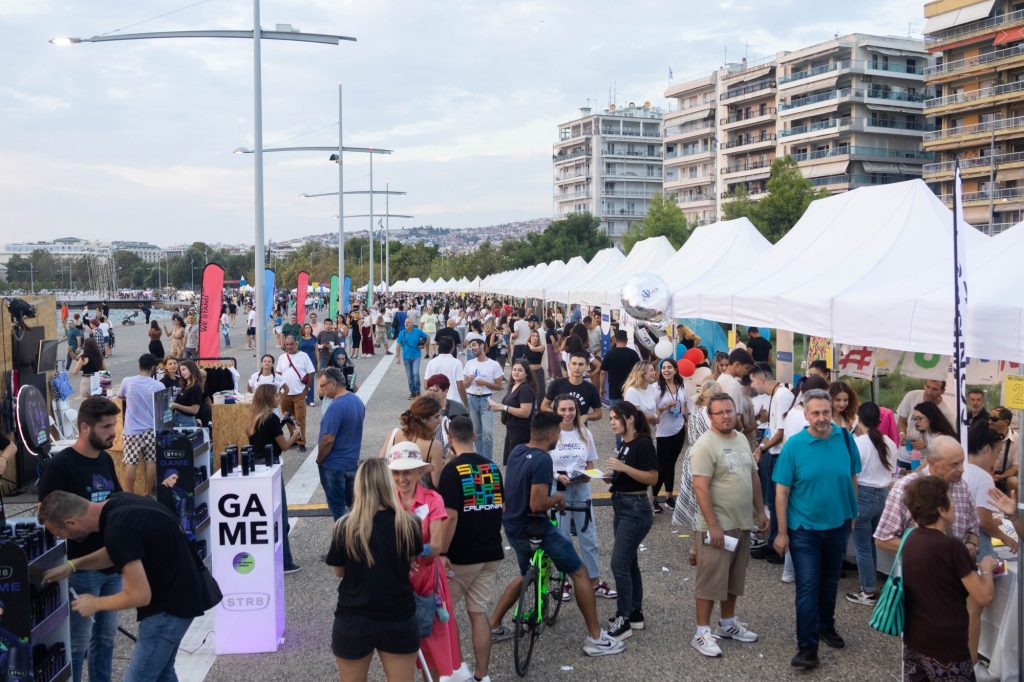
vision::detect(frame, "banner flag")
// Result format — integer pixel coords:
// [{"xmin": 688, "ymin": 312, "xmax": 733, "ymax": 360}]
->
[
  {"xmin": 901, "ymin": 352, "xmax": 950, "ymax": 380},
  {"xmin": 952, "ymin": 163, "xmax": 969, "ymax": 451},
  {"xmin": 837, "ymin": 346, "xmax": 877, "ymax": 380},
  {"xmin": 875, "ymin": 349, "xmax": 903, "ymax": 376},
  {"xmin": 198, "ymin": 262, "xmax": 224, "ymax": 359},
  {"xmin": 329, "ymin": 275, "xmax": 339, "ymax": 319},
  {"xmin": 343, "ymin": 276, "xmax": 351, "ymax": 315},
  {"xmin": 296, "ymin": 271, "xmax": 309, "ymax": 325},
  {"xmin": 264, "ymin": 268, "xmax": 275, "ymax": 353}
]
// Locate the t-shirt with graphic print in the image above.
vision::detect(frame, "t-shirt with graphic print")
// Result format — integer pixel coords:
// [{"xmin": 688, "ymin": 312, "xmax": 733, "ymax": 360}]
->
[
  {"xmin": 37, "ymin": 446, "xmax": 123, "ymax": 565},
  {"xmin": 437, "ymin": 452, "xmax": 505, "ymax": 565}
]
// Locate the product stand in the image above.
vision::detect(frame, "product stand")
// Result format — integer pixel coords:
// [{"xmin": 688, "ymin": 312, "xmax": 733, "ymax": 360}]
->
[
  {"xmin": 0, "ymin": 521, "xmax": 72, "ymax": 682},
  {"xmin": 209, "ymin": 462, "xmax": 284, "ymax": 654}
]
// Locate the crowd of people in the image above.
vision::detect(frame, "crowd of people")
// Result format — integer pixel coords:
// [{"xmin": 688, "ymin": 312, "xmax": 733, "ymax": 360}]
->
[{"xmin": 31, "ymin": 290, "xmax": 1023, "ymax": 682}]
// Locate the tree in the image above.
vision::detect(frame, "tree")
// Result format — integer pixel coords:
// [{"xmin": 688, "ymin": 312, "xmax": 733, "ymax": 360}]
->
[
  {"xmin": 723, "ymin": 156, "xmax": 829, "ymax": 243},
  {"xmin": 623, "ymin": 192, "xmax": 691, "ymax": 252},
  {"xmin": 537, "ymin": 213, "xmax": 610, "ymax": 262}
]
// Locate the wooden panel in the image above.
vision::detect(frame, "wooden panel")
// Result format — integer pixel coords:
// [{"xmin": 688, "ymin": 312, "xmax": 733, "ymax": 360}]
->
[{"xmin": 211, "ymin": 403, "xmax": 250, "ymax": 471}]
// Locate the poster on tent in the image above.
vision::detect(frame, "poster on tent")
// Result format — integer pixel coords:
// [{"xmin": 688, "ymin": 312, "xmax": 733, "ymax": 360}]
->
[
  {"xmin": 836, "ymin": 345, "xmax": 876, "ymax": 380},
  {"xmin": 296, "ymin": 271, "xmax": 309, "ymax": 325},
  {"xmin": 776, "ymin": 330, "xmax": 794, "ymax": 384},
  {"xmin": 874, "ymin": 349, "xmax": 903, "ymax": 376},
  {"xmin": 198, "ymin": 263, "xmax": 224, "ymax": 359},
  {"xmin": 806, "ymin": 336, "xmax": 831, "ymax": 366},
  {"xmin": 965, "ymin": 358, "xmax": 999, "ymax": 385},
  {"xmin": 901, "ymin": 352, "xmax": 950, "ymax": 380},
  {"xmin": 329, "ymin": 275, "xmax": 339, "ymax": 319}
]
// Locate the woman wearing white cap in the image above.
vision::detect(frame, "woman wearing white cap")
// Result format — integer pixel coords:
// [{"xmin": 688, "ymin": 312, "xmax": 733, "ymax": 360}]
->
[{"xmin": 385, "ymin": 441, "xmax": 470, "ymax": 682}]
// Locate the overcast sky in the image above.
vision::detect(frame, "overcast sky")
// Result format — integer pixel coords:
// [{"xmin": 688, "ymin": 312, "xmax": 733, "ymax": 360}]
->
[{"xmin": 2, "ymin": 0, "xmax": 923, "ymax": 246}]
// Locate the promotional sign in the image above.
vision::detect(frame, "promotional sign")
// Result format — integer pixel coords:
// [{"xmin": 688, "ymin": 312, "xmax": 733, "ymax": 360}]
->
[
  {"xmin": 343, "ymin": 276, "xmax": 351, "ymax": 314},
  {"xmin": 263, "ymin": 268, "xmax": 276, "ymax": 353},
  {"xmin": 775, "ymin": 330, "xmax": 794, "ymax": 384},
  {"xmin": 901, "ymin": 352, "xmax": 950, "ymax": 380},
  {"xmin": 966, "ymin": 358, "xmax": 1000, "ymax": 385},
  {"xmin": 806, "ymin": 336, "xmax": 831, "ymax": 367},
  {"xmin": 198, "ymin": 263, "xmax": 225, "ymax": 359},
  {"xmin": 837, "ymin": 345, "xmax": 877, "ymax": 380},
  {"xmin": 329, "ymin": 275, "xmax": 339, "ymax": 319},
  {"xmin": 296, "ymin": 272, "xmax": 309, "ymax": 325},
  {"xmin": 156, "ymin": 432, "xmax": 198, "ymax": 540},
  {"xmin": 874, "ymin": 349, "xmax": 903, "ymax": 376},
  {"xmin": 1004, "ymin": 375, "xmax": 1024, "ymax": 410}
]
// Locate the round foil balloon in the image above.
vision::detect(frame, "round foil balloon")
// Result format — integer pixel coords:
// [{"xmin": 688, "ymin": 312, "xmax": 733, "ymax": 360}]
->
[
  {"xmin": 654, "ymin": 336, "xmax": 674, "ymax": 359},
  {"xmin": 620, "ymin": 272, "xmax": 670, "ymax": 321}
]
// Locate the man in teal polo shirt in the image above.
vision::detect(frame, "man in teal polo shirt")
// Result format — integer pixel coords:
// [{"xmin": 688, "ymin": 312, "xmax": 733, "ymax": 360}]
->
[
  {"xmin": 395, "ymin": 317, "xmax": 428, "ymax": 398},
  {"xmin": 772, "ymin": 388, "xmax": 860, "ymax": 671}
]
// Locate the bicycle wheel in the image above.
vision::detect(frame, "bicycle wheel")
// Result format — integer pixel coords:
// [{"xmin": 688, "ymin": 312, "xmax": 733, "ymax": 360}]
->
[
  {"xmin": 513, "ymin": 566, "xmax": 541, "ymax": 677},
  {"xmin": 545, "ymin": 569, "xmax": 567, "ymax": 626}
]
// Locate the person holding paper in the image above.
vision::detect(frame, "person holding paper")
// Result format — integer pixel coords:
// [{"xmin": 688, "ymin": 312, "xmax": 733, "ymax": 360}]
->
[{"xmin": 689, "ymin": 393, "xmax": 769, "ymax": 658}]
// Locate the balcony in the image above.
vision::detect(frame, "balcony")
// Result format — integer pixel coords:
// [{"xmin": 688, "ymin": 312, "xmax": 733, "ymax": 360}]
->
[
  {"xmin": 721, "ymin": 107, "xmax": 777, "ymax": 128},
  {"xmin": 924, "ymin": 150, "xmax": 1024, "ymax": 175},
  {"xmin": 779, "ymin": 59, "xmax": 925, "ymax": 86},
  {"xmin": 865, "ymin": 118, "xmax": 933, "ymax": 132},
  {"xmin": 604, "ymin": 149, "xmax": 663, "ymax": 159},
  {"xmin": 721, "ymin": 80, "xmax": 776, "ymax": 101},
  {"xmin": 667, "ymin": 174, "xmax": 716, "ymax": 189},
  {"xmin": 556, "ymin": 189, "xmax": 591, "ymax": 201},
  {"xmin": 605, "ymin": 171, "xmax": 663, "ymax": 180},
  {"xmin": 601, "ymin": 208, "xmax": 645, "ymax": 216},
  {"xmin": 553, "ymin": 148, "xmax": 590, "ymax": 164},
  {"xmin": 675, "ymin": 193, "xmax": 715, "ymax": 205},
  {"xmin": 789, "ymin": 145, "xmax": 934, "ymax": 162},
  {"xmin": 924, "ymin": 43, "xmax": 1024, "ymax": 79},
  {"xmin": 926, "ymin": 7, "xmax": 1024, "ymax": 47},
  {"xmin": 555, "ymin": 170, "xmax": 591, "ymax": 182},
  {"xmin": 962, "ymin": 187, "xmax": 1024, "ymax": 203},
  {"xmin": 601, "ymin": 190, "xmax": 657, "ymax": 199},
  {"xmin": 723, "ymin": 133, "xmax": 777, "ymax": 149},
  {"xmin": 779, "ymin": 117, "xmax": 851, "ymax": 138},
  {"xmin": 722, "ymin": 158, "xmax": 774, "ymax": 174},
  {"xmin": 925, "ymin": 79, "xmax": 1024, "ymax": 110},
  {"xmin": 663, "ymin": 120, "xmax": 716, "ymax": 139},
  {"xmin": 923, "ymin": 115, "xmax": 1024, "ymax": 142},
  {"xmin": 600, "ymin": 128, "xmax": 662, "ymax": 138},
  {"xmin": 667, "ymin": 146, "xmax": 714, "ymax": 159}
]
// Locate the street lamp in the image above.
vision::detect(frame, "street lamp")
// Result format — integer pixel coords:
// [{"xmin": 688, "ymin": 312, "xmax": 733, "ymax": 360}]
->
[{"xmin": 52, "ymin": 4, "xmax": 355, "ymax": 360}]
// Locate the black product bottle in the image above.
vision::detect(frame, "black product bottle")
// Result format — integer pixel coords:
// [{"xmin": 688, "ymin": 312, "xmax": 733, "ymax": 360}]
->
[
  {"xmin": 264, "ymin": 444, "xmax": 274, "ymax": 468},
  {"xmin": 7, "ymin": 640, "xmax": 31, "ymax": 680}
]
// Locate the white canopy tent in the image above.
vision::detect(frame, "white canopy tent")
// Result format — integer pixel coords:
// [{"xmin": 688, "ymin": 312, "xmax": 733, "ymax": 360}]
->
[
  {"xmin": 967, "ymin": 222, "xmax": 1024, "ymax": 362},
  {"xmin": 547, "ymin": 247, "xmax": 627, "ymax": 303},
  {"xmin": 521, "ymin": 260, "xmax": 564, "ymax": 299},
  {"xmin": 586, "ymin": 236, "xmax": 679, "ymax": 306}
]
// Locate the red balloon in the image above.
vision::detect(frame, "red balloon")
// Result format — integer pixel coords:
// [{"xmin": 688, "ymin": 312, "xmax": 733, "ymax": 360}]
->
[
  {"xmin": 683, "ymin": 347, "xmax": 705, "ymax": 366},
  {"xmin": 677, "ymin": 358, "xmax": 696, "ymax": 378}
]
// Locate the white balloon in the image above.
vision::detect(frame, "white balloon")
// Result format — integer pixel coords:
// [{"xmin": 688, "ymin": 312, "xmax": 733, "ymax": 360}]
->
[
  {"xmin": 654, "ymin": 336, "xmax": 674, "ymax": 359},
  {"xmin": 620, "ymin": 272, "xmax": 670, "ymax": 321}
]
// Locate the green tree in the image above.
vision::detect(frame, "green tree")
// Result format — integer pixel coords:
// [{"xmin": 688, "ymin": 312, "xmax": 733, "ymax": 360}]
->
[
  {"xmin": 623, "ymin": 192, "xmax": 691, "ymax": 252},
  {"xmin": 723, "ymin": 156, "xmax": 828, "ymax": 243},
  {"xmin": 537, "ymin": 213, "xmax": 610, "ymax": 261}
]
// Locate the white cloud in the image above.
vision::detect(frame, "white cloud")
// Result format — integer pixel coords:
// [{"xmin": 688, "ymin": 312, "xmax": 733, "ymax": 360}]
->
[{"xmin": 4, "ymin": 88, "xmax": 70, "ymax": 113}]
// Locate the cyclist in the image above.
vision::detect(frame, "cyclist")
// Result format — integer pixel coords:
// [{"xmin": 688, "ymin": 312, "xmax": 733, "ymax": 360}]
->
[{"xmin": 489, "ymin": 412, "xmax": 624, "ymax": 657}]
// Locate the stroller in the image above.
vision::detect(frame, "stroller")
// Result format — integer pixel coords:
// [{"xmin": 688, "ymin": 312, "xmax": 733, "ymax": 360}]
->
[{"xmin": 121, "ymin": 310, "xmax": 139, "ymax": 326}]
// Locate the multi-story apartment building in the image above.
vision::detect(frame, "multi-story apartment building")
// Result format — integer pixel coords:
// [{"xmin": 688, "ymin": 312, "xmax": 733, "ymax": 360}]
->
[
  {"xmin": 553, "ymin": 103, "xmax": 664, "ymax": 243},
  {"xmin": 663, "ymin": 34, "xmax": 933, "ymax": 222},
  {"xmin": 663, "ymin": 74, "xmax": 718, "ymax": 226},
  {"xmin": 0, "ymin": 237, "xmax": 111, "ymax": 264},
  {"xmin": 111, "ymin": 241, "xmax": 164, "ymax": 263},
  {"xmin": 777, "ymin": 35, "xmax": 934, "ymax": 194},
  {"xmin": 922, "ymin": 0, "xmax": 1024, "ymax": 233}
]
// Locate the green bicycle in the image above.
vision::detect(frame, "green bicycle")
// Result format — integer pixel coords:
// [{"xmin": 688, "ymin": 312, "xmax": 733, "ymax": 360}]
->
[{"xmin": 512, "ymin": 500, "xmax": 593, "ymax": 677}]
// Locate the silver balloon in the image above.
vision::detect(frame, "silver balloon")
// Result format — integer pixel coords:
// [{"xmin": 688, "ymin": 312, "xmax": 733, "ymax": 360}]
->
[{"xmin": 620, "ymin": 272, "xmax": 670, "ymax": 321}]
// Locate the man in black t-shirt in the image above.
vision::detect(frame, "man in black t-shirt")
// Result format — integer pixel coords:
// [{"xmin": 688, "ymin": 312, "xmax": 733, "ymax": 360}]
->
[
  {"xmin": 39, "ymin": 491, "xmax": 207, "ymax": 682},
  {"xmin": 599, "ymin": 331, "xmax": 640, "ymax": 402},
  {"xmin": 543, "ymin": 353, "xmax": 603, "ymax": 422},
  {"xmin": 435, "ymin": 318, "xmax": 461, "ymax": 358},
  {"xmin": 746, "ymin": 327, "xmax": 772, "ymax": 363},
  {"xmin": 37, "ymin": 397, "xmax": 123, "ymax": 682},
  {"xmin": 437, "ymin": 417, "xmax": 504, "ymax": 682}
]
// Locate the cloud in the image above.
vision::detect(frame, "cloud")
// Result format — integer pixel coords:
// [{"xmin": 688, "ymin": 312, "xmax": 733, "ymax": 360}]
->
[{"xmin": 4, "ymin": 88, "xmax": 70, "ymax": 113}]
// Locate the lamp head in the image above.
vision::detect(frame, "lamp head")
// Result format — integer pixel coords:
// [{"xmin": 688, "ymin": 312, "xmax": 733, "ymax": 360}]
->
[
  {"xmin": 49, "ymin": 37, "xmax": 82, "ymax": 46},
  {"xmin": 233, "ymin": 147, "xmax": 253, "ymax": 154},
  {"xmin": 329, "ymin": 153, "xmax": 340, "ymax": 162}
]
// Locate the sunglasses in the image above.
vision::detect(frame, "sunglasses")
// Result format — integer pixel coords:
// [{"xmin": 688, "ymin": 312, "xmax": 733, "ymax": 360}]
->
[{"xmin": 989, "ymin": 416, "xmax": 1007, "ymax": 423}]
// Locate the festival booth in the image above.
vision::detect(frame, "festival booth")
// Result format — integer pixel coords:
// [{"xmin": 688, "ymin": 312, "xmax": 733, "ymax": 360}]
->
[
  {"xmin": 547, "ymin": 247, "xmax": 626, "ymax": 304},
  {"xmin": 519, "ymin": 261, "xmax": 562, "ymax": 300},
  {"xmin": 585, "ymin": 236, "xmax": 679, "ymax": 307}
]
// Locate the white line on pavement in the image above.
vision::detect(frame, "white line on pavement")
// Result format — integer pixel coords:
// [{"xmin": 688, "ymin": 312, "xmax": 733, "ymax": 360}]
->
[{"xmin": 177, "ymin": 344, "xmax": 396, "ymax": 682}]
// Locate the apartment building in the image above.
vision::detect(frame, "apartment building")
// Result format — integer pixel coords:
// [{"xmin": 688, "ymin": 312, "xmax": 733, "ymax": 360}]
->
[
  {"xmin": 663, "ymin": 34, "xmax": 933, "ymax": 221},
  {"xmin": 922, "ymin": 0, "xmax": 1024, "ymax": 233},
  {"xmin": 553, "ymin": 103, "xmax": 664, "ymax": 243}
]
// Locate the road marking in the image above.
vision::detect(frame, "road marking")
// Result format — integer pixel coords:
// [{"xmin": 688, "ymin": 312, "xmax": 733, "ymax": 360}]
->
[{"xmin": 177, "ymin": 344, "xmax": 396, "ymax": 682}]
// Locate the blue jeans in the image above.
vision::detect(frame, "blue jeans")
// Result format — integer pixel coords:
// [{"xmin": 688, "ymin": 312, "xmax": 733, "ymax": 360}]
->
[
  {"xmin": 852, "ymin": 485, "xmax": 888, "ymax": 592},
  {"xmin": 556, "ymin": 482, "xmax": 601, "ymax": 580},
  {"xmin": 403, "ymin": 356, "xmax": 421, "ymax": 395},
  {"xmin": 611, "ymin": 494, "xmax": 653, "ymax": 617},
  {"xmin": 222, "ymin": 331, "xmax": 230, "ymax": 347},
  {"xmin": 506, "ymin": 524, "xmax": 583, "ymax": 576},
  {"xmin": 69, "ymin": 571, "xmax": 122, "ymax": 682},
  {"xmin": 467, "ymin": 394, "xmax": 494, "ymax": 459},
  {"xmin": 319, "ymin": 465, "xmax": 356, "ymax": 520},
  {"xmin": 122, "ymin": 612, "xmax": 194, "ymax": 682},
  {"xmin": 789, "ymin": 521, "xmax": 850, "ymax": 651}
]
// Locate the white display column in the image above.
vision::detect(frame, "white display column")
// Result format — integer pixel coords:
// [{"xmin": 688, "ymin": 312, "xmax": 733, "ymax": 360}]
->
[{"xmin": 209, "ymin": 463, "xmax": 285, "ymax": 654}]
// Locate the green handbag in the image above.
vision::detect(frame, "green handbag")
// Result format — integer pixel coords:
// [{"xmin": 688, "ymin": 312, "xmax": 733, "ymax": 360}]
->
[{"xmin": 869, "ymin": 528, "xmax": 913, "ymax": 636}]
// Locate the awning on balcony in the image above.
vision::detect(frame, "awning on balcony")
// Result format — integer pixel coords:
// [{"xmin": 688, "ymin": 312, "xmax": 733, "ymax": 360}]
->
[
  {"xmin": 899, "ymin": 164, "xmax": 924, "ymax": 175},
  {"xmin": 781, "ymin": 75, "xmax": 840, "ymax": 96},
  {"xmin": 670, "ymin": 107, "xmax": 715, "ymax": 125},
  {"xmin": 995, "ymin": 26, "xmax": 1024, "ymax": 45},
  {"xmin": 866, "ymin": 46, "xmax": 927, "ymax": 58},
  {"xmin": 923, "ymin": 0, "xmax": 995, "ymax": 34},
  {"xmin": 866, "ymin": 102, "xmax": 918, "ymax": 114},
  {"xmin": 801, "ymin": 160, "xmax": 850, "ymax": 178},
  {"xmin": 730, "ymin": 169, "xmax": 771, "ymax": 181},
  {"xmin": 724, "ymin": 67, "xmax": 774, "ymax": 85},
  {"xmin": 964, "ymin": 206, "xmax": 991, "ymax": 223},
  {"xmin": 998, "ymin": 166, "xmax": 1024, "ymax": 181},
  {"xmin": 863, "ymin": 161, "xmax": 903, "ymax": 174}
]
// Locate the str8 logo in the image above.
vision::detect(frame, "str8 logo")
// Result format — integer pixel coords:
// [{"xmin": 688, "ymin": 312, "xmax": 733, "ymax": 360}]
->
[
  {"xmin": 222, "ymin": 592, "xmax": 270, "ymax": 612},
  {"xmin": 0, "ymin": 566, "xmax": 12, "ymax": 580}
]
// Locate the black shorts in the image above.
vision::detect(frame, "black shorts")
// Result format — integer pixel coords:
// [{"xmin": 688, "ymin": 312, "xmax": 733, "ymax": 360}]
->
[
  {"xmin": 331, "ymin": 613, "xmax": 419, "ymax": 660},
  {"xmin": 246, "ymin": 327, "xmax": 256, "ymax": 336}
]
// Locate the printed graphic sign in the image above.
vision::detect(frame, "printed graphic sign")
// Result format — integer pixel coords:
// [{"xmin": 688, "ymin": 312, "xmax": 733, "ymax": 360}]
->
[
  {"xmin": 837, "ymin": 346, "xmax": 876, "ymax": 380},
  {"xmin": 198, "ymin": 263, "xmax": 225, "ymax": 359}
]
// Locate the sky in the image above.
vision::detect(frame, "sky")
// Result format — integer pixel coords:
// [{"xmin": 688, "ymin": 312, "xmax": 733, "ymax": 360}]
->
[{"xmin": 1, "ymin": 0, "xmax": 924, "ymax": 247}]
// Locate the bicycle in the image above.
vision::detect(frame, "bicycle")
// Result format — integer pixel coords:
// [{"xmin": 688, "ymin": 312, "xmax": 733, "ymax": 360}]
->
[{"xmin": 512, "ymin": 500, "xmax": 593, "ymax": 677}]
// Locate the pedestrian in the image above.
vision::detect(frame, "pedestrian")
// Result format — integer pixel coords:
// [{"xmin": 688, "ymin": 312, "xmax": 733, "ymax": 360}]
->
[
  {"xmin": 542, "ymin": 353, "xmax": 604, "ymax": 423},
  {"xmin": 524, "ymin": 329, "xmax": 546, "ymax": 401},
  {"xmin": 246, "ymin": 306, "xmax": 257, "ymax": 351},
  {"xmin": 491, "ymin": 359, "xmax": 537, "ymax": 463},
  {"xmin": 424, "ymin": 337, "xmax": 468, "ymax": 408},
  {"xmin": 437, "ymin": 417, "xmax": 505, "ymax": 682},
  {"xmin": 672, "ymin": 380, "xmax": 722, "ymax": 565},
  {"xmin": 248, "ymin": 354, "xmax": 283, "ymax": 393},
  {"xmin": 325, "ymin": 458, "xmax": 423, "ymax": 682},
  {"xmin": 748, "ymin": 362, "xmax": 794, "ymax": 562},
  {"xmin": 299, "ymin": 323, "xmax": 319, "ymax": 407},
  {"xmin": 690, "ymin": 393, "xmax": 768, "ymax": 657},
  {"xmin": 171, "ymin": 360, "xmax": 209, "ymax": 428},
  {"xmin": 276, "ymin": 336, "xmax": 316, "ymax": 452},
  {"xmin": 988, "ymin": 406, "xmax": 1019, "ymax": 493},
  {"xmin": 220, "ymin": 307, "xmax": 231, "ymax": 348},
  {"xmin": 623, "ymin": 361, "xmax": 660, "ymax": 429},
  {"xmin": 36, "ymin": 398, "xmax": 123, "ymax": 682},
  {"xmin": 772, "ymin": 388, "xmax": 860, "ymax": 670},
  {"xmin": 39, "ymin": 491, "xmax": 212, "ymax": 682},
  {"xmin": 183, "ymin": 314, "xmax": 199, "ymax": 360},
  {"xmin": 605, "ymin": 400, "xmax": 658, "ymax": 640},
  {"xmin": 361, "ymin": 312, "xmax": 375, "ymax": 356},
  {"xmin": 378, "ymin": 396, "xmax": 445, "ymax": 488},
  {"xmin": 164, "ymin": 315, "xmax": 185, "ymax": 358},
  {"xmin": 829, "ymin": 382, "xmax": 860, "ymax": 434},
  {"xmin": 599, "ymin": 331, "xmax": 640, "ymax": 403},
  {"xmin": 70, "ymin": 338, "xmax": 105, "ymax": 400},
  {"xmin": 652, "ymin": 358, "xmax": 691, "ymax": 511},
  {"xmin": 395, "ymin": 317, "xmax": 429, "ymax": 399},
  {"xmin": 463, "ymin": 338, "xmax": 505, "ymax": 460},
  {"xmin": 117, "ymin": 354, "xmax": 164, "ymax": 495},
  {"xmin": 317, "ymin": 368, "xmax": 366, "ymax": 520},
  {"xmin": 317, "ymin": 318, "xmax": 341, "ymax": 372},
  {"xmin": 147, "ymin": 321, "xmax": 164, "ymax": 359},
  {"xmin": 281, "ymin": 313, "xmax": 302, "ymax": 344}
]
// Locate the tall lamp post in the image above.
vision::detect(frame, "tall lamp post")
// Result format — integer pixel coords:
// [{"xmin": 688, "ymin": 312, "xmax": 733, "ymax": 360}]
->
[{"xmin": 51, "ymin": 4, "xmax": 355, "ymax": 359}]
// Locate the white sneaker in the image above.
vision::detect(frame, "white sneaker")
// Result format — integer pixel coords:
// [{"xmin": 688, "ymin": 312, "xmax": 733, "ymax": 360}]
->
[
  {"xmin": 715, "ymin": 622, "xmax": 758, "ymax": 642},
  {"xmin": 691, "ymin": 630, "xmax": 723, "ymax": 657},
  {"xmin": 583, "ymin": 630, "xmax": 625, "ymax": 656},
  {"xmin": 781, "ymin": 572, "xmax": 795, "ymax": 584},
  {"xmin": 440, "ymin": 662, "xmax": 474, "ymax": 682}
]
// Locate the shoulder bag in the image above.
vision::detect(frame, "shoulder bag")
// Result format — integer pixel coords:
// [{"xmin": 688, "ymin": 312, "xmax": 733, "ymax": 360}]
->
[
  {"xmin": 414, "ymin": 560, "xmax": 446, "ymax": 636},
  {"xmin": 869, "ymin": 528, "xmax": 912, "ymax": 636}
]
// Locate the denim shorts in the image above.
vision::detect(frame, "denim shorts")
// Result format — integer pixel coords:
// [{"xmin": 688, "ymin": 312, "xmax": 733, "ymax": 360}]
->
[
  {"xmin": 331, "ymin": 612, "xmax": 419, "ymax": 660},
  {"xmin": 507, "ymin": 523, "xmax": 583, "ymax": 576}
]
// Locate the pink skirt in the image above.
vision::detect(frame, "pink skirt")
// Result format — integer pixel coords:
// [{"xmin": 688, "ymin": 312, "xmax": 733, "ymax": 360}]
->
[{"xmin": 409, "ymin": 559, "xmax": 461, "ymax": 676}]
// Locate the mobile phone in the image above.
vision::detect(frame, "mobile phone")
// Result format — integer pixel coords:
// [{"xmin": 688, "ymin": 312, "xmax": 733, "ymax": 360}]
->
[{"xmin": 69, "ymin": 587, "xmax": 79, "ymax": 600}]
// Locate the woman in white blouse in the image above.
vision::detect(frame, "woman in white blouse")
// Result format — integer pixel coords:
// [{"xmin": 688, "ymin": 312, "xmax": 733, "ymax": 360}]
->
[
  {"xmin": 248, "ymin": 354, "xmax": 282, "ymax": 393},
  {"xmin": 652, "ymin": 358, "xmax": 693, "ymax": 512},
  {"xmin": 622, "ymin": 361, "xmax": 660, "ymax": 428}
]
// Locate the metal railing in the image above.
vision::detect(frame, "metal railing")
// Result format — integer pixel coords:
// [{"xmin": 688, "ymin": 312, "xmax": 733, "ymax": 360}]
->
[
  {"xmin": 555, "ymin": 170, "xmax": 591, "ymax": 181},
  {"xmin": 867, "ymin": 118, "xmax": 933, "ymax": 131},
  {"xmin": 779, "ymin": 87, "xmax": 927, "ymax": 112},
  {"xmin": 779, "ymin": 118, "xmax": 850, "ymax": 137},
  {"xmin": 808, "ymin": 173, "xmax": 912, "ymax": 187},
  {"xmin": 779, "ymin": 59, "xmax": 925, "ymax": 85},
  {"xmin": 924, "ymin": 115, "xmax": 1024, "ymax": 142},
  {"xmin": 604, "ymin": 149, "xmax": 664, "ymax": 158},
  {"xmin": 925, "ymin": 43, "xmax": 1024, "ymax": 78},
  {"xmin": 723, "ymin": 133, "xmax": 777, "ymax": 148},
  {"xmin": 557, "ymin": 189, "xmax": 591, "ymax": 200},
  {"xmin": 721, "ymin": 80, "xmax": 776, "ymax": 101},
  {"xmin": 600, "ymin": 128, "xmax": 662, "ymax": 138},
  {"xmin": 553, "ymin": 149, "xmax": 589, "ymax": 163},
  {"xmin": 664, "ymin": 120, "xmax": 715, "ymax": 137},
  {"xmin": 924, "ymin": 150, "xmax": 1024, "ymax": 174},
  {"xmin": 722, "ymin": 107, "xmax": 777, "ymax": 124},
  {"xmin": 668, "ymin": 146, "xmax": 714, "ymax": 158},
  {"xmin": 675, "ymin": 193, "xmax": 715, "ymax": 203},
  {"xmin": 789, "ymin": 145, "xmax": 933, "ymax": 162},
  {"xmin": 925, "ymin": 79, "xmax": 1024, "ymax": 109},
  {"xmin": 722, "ymin": 158, "xmax": 774, "ymax": 173},
  {"xmin": 601, "ymin": 190, "xmax": 657, "ymax": 198},
  {"xmin": 926, "ymin": 8, "xmax": 1024, "ymax": 45}
]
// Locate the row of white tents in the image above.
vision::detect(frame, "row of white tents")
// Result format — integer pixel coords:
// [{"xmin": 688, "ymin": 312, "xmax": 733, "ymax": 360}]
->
[{"xmin": 393, "ymin": 180, "xmax": 1024, "ymax": 363}]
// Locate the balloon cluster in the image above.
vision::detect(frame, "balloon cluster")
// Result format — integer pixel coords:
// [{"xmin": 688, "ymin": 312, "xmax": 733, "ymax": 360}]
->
[
  {"xmin": 620, "ymin": 272, "xmax": 671, "ymax": 355},
  {"xmin": 676, "ymin": 348, "xmax": 705, "ymax": 378}
]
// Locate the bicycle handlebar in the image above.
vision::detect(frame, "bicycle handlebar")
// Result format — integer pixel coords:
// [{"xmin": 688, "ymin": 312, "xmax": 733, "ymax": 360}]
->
[{"xmin": 552, "ymin": 500, "xmax": 593, "ymax": 534}]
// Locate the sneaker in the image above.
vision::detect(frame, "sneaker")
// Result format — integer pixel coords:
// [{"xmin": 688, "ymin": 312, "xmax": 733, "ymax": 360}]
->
[
  {"xmin": 583, "ymin": 630, "xmax": 625, "ymax": 656},
  {"xmin": 819, "ymin": 625, "xmax": 845, "ymax": 649},
  {"xmin": 607, "ymin": 615, "xmax": 632, "ymax": 640},
  {"xmin": 764, "ymin": 552, "xmax": 784, "ymax": 565},
  {"xmin": 715, "ymin": 622, "xmax": 758, "ymax": 642},
  {"xmin": 691, "ymin": 630, "xmax": 723, "ymax": 658},
  {"xmin": 780, "ymin": 572, "xmax": 795, "ymax": 584},
  {"xmin": 791, "ymin": 647, "xmax": 819, "ymax": 668},
  {"xmin": 560, "ymin": 582, "xmax": 573, "ymax": 603},
  {"xmin": 594, "ymin": 582, "xmax": 617, "ymax": 599},
  {"xmin": 297, "ymin": 445, "xmax": 306, "ymax": 453},
  {"xmin": 845, "ymin": 590, "xmax": 878, "ymax": 606},
  {"xmin": 652, "ymin": 501, "xmax": 664, "ymax": 514},
  {"xmin": 283, "ymin": 564, "xmax": 302, "ymax": 575},
  {"xmin": 628, "ymin": 610, "xmax": 645, "ymax": 630},
  {"xmin": 490, "ymin": 625, "xmax": 513, "ymax": 642},
  {"xmin": 665, "ymin": 496, "xmax": 676, "ymax": 509}
]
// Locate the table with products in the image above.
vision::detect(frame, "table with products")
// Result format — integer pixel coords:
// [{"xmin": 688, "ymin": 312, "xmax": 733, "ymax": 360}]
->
[{"xmin": 977, "ymin": 541, "xmax": 1019, "ymax": 682}]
